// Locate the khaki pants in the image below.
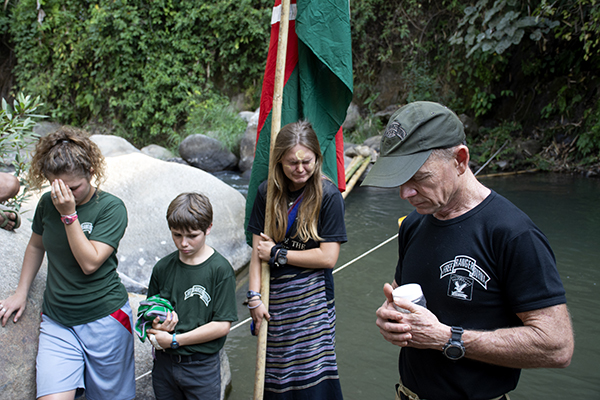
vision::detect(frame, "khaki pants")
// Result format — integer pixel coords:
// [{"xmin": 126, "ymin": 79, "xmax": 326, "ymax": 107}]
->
[{"xmin": 394, "ymin": 379, "xmax": 511, "ymax": 400}]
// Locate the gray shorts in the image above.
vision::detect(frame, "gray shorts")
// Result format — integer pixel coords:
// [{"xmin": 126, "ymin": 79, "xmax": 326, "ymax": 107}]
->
[
  {"xmin": 36, "ymin": 302, "xmax": 136, "ymax": 400},
  {"xmin": 152, "ymin": 349, "xmax": 221, "ymax": 400}
]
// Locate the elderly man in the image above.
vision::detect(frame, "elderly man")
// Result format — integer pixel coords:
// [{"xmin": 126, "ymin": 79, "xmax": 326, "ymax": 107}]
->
[{"xmin": 362, "ymin": 101, "xmax": 573, "ymax": 400}]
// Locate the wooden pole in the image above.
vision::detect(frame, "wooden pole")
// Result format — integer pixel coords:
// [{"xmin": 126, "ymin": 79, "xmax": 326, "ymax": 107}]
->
[
  {"xmin": 254, "ymin": 1, "xmax": 291, "ymax": 399},
  {"xmin": 477, "ymin": 168, "xmax": 539, "ymax": 179},
  {"xmin": 342, "ymin": 156, "xmax": 371, "ymax": 199},
  {"xmin": 344, "ymin": 155, "xmax": 364, "ymax": 183}
]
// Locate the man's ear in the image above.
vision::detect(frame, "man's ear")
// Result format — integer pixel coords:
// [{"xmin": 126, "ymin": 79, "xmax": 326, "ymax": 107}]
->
[
  {"xmin": 205, "ymin": 223, "xmax": 213, "ymax": 236},
  {"xmin": 455, "ymin": 145, "xmax": 470, "ymax": 175}
]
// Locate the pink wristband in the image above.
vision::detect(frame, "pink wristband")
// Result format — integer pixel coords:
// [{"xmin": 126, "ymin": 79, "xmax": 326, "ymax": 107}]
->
[{"xmin": 61, "ymin": 212, "xmax": 78, "ymax": 225}]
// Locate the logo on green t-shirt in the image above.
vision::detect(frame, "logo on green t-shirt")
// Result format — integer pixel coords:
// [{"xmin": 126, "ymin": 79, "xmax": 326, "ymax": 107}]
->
[
  {"xmin": 184, "ymin": 285, "xmax": 211, "ymax": 306},
  {"xmin": 81, "ymin": 222, "xmax": 93, "ymax": 234}
]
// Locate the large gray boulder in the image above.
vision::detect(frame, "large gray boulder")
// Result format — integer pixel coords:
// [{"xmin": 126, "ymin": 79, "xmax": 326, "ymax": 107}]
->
[
  {"xmin": 179, "ymin": 134, "xmax": 238, "ymax": 172},
  {"xmin": 85, "ymin": 150, "xmax": 251, "ymax": 291},
  {"xmin": 342, "ymin": 103, "xmax": 361, "ymax": 131},
  {"xmin": 141, "ymin": 144, "xmax": 174, "ymax": 161},
  {"xmin": 238, "ymin": 120, "xmax": 258, "ymax": 173},
  {"xmin": 0, "ymin": 223, "xmax": 46, "ymax": 400}
]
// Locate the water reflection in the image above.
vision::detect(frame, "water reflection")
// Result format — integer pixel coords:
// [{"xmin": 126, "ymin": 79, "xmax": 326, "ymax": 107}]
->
[{"xmin": 219, "ymin": 173, "xmax": 600, "ymax": 399}]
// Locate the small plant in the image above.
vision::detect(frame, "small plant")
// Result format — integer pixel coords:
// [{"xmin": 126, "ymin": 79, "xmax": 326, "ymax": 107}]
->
[
  {"xmin": 470, "ymin": 121, "xmax": 519, "ymax": 170},
  {"xmin": 1, "ymin": 93, "xmax": 47, "ymax": 210},
  {"xmin": 471, "ymin": 88, "xmax": 497, "ymax": 118},
  {"xmin": 178, "ymin": 92, "xmax": 247, "ymax": 156}
]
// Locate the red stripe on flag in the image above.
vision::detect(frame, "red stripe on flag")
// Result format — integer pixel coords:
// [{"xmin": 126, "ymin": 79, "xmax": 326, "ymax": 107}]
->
[
  {"xmin": 257, "ymin": 0, "xmax": 299, "ymax": 141},
  {"xmin": 335, "ymin": 126, "xmax": 346, "ymax": 192}
]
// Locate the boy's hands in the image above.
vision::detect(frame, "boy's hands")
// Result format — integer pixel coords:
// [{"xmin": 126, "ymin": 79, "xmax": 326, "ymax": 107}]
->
[
  {"xmin": 147, "ymin": 311, "xmax": 178, "ymax": 350},
  {"xmin": 147, "ymin": 330, "xmax": 173, "ymax": 350},
  {"xmin": 151, "ymin": 310, "xmax": 178, "ymax": 332}
]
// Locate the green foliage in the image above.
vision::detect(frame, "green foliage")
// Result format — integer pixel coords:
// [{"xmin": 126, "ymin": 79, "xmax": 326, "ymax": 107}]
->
[
  {"xmin": 578, "ymin": 102, "xmax": 600, "ymax": 156},
  {"xmin": 0, "ymin": 93, "xmax": 47, "ymax": 209},
  {"xmin": 540, "ymin": 83, "xmax": 583, "ymax": 119},
  {"xmin": 350, "ymin": 0, "xmax": 451, "ymax": 99},
  {"xmin": 471, "ymin": 88, "xmax": 497, "ymax": 118},
  {"xmin": 449, "ymin": 0, "xmax": 560, "ymax": 57},
  {"xmin": 8, "ymin": 0, "xmax": 270, "ymax": 148},
  {"xmin": 345, "ymin": 115, "xmax": 383, "ymax": 145},
  {"xmin": 578, "ymin": 0, "xmax": 600, "ymax": 61},
  {"xmin": 470, "ymin": 121, "xmax": 517, "ymax": 165},
  {"xmin": 180, "ymin": 93, "xmax": 247, "ymax": 156}
]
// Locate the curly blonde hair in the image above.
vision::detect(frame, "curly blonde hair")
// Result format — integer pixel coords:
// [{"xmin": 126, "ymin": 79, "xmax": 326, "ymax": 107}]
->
[{"xmin": 28, "ymin": 126, "xmax": 106, "ymax": 191}]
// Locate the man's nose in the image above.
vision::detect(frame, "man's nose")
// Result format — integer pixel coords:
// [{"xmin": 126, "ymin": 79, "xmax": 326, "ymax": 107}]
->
[{"xmin": 399, "ymin": 184, "xmax": 416, "ymax": 199}]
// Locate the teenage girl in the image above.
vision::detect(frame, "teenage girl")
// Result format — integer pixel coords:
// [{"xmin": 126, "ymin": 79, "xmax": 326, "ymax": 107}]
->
[
  {"xmin": 247, "ymin": 120, "xmax": 347, "ymax": 399},
  {"xmin": 0, "ymin": 127, "xmax": 135, "ymax": 400}
]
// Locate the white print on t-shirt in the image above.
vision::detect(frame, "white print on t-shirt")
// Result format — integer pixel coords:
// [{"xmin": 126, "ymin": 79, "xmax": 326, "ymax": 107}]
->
[
  {"xmin": 81, "ymin": 222, "xmax": 93, "ymax": 234},
  {"xmin": 439, "ymin": 255, "xmax": 491, "ymax": 301},
  {"xmin": 184, "ymin": 285, "xmax": 211, "ymax": 306}
]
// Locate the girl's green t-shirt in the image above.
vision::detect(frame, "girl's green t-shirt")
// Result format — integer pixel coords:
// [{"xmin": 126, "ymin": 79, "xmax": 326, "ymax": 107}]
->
[{"xmin": 32, "ymin": 191, "xmax": 128, "ymax": 326}]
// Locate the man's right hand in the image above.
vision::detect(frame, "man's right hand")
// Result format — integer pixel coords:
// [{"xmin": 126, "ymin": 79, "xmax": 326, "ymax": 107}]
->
[{"xmin": 375, "ymin": 283, "xmax": 413, "ymax": 347}]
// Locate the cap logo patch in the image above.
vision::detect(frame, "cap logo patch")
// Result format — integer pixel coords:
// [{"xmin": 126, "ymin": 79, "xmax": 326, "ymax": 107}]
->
[{"xmin": 384, "ymin": 120, "xmax": 407, "ymax": 141}]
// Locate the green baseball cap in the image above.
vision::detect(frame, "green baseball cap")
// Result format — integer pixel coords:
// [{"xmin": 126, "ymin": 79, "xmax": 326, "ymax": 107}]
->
[{"xmin": 361, "ymin": 101, "xmax": 465, "ymax": 187}]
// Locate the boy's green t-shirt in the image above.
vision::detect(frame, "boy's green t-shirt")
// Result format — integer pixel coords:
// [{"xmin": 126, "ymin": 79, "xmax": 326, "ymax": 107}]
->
[
  {"xmin": 32, "ymin": 191, "xmax": 128, "ymax": 326},
  {"xmin": 147, "ymin": 249, "xmax": 238, "ymax": 355}
]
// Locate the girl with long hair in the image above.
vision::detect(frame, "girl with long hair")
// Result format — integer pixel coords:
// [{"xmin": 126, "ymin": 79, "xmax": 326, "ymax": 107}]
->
[
  {"xmin": 0, "ymin": 127, "xmax": 135, "ymax": 400},
  {"xmin": 247, "ymin": 120, "xmax": 347, "ymax": 399}
]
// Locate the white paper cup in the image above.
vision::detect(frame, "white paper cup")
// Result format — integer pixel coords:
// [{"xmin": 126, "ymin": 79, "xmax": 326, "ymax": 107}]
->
[{"xmin": 392, "ymin": 283, "xmax": 427, "ymax": 313}]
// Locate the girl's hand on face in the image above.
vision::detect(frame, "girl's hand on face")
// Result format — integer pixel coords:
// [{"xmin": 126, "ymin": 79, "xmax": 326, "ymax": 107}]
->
[{"xmin": 51, "ymin": 179, "xmax": 76, "ymax": 215}]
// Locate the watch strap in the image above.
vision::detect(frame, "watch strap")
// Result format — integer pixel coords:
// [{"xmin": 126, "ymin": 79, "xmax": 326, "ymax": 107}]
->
[
  {"xmin": 170, "ymin": 333, "xmax": 179, "ymax": 349},
  {"xmin": 60, "ymin": 212, "xmax": 78, "ymax": 225},
  {"xmin": 443, "ymin": 326, "xmax": 465, "ymax": 360},
  {"xmin": 247, "ymin": 290, "xmax": 262, "ymax": 299}
]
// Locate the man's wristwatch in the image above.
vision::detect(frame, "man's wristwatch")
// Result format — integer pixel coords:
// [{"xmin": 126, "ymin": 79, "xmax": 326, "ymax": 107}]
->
[
  {"xmin": 170, "ymin": 333, "xmax": 180, "ymax": 349},
  {"xmin": 276, "ymin": 248, "xmax": 288, "ymax": 267},
  {"xmin": 442, "ymin": 326, "xmax": 465, "ymax": 360}
]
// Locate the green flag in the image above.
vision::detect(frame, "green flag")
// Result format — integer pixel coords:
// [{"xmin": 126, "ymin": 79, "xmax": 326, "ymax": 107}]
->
[{"xmin": 244, "ymin": 0, "xmax": 353, "ymax": 244}]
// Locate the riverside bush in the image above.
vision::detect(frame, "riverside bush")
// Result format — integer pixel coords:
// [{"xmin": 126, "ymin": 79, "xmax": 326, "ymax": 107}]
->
[
  {"xmin": 6, "ymin": 0, "xmax": 270, "ymax": 148},
  {"xmin": 0, "ymin": 93, "xmax": 46, "ymax": 209}
]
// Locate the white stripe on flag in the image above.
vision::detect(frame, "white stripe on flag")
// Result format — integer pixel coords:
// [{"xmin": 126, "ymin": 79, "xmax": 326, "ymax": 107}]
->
[{"xmin": 271, "ymin": 3, "xmax": 297, "ymax": 25}]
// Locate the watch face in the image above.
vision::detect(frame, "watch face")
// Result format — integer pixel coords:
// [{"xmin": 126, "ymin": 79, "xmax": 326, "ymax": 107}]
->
[
  {"xmin": 277, "ymin": 249, "xmax": 287, "ymax": 265},
  {"xmin": 171, "ymin": 341, "xmax": 179, "ymax": 349},
  {"xmin": 444, "ymin": 344, "xmax": 464, "ymax": 360}
]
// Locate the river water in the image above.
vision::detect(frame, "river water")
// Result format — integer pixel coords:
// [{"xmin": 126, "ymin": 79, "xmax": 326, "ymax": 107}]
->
[{"xmin": 219, "ymin": 172, "xmax": 600, "ymax": 399}]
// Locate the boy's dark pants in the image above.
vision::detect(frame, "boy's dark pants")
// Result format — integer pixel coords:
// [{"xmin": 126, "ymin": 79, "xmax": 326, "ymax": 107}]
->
[{"xmin": 153, "ymin": 350, "xmax": 221, "ymax": 400}]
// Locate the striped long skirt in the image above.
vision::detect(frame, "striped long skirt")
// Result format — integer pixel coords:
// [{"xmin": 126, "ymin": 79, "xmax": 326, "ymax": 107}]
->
[{"xmin": 264, "ymin": 269, "xmax": 343, "ymax": 400}]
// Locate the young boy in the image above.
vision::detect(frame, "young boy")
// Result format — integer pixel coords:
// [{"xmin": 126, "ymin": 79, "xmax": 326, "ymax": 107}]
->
[{"xmin": 147, "ymin": 192, "xmax": 238, "ymax": 400}]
